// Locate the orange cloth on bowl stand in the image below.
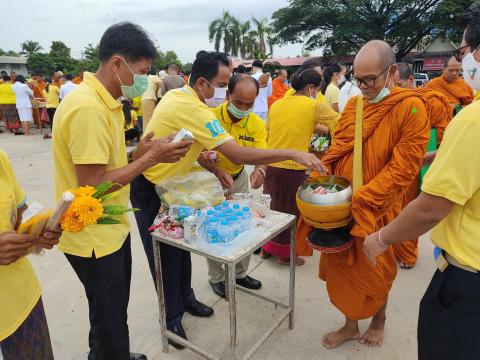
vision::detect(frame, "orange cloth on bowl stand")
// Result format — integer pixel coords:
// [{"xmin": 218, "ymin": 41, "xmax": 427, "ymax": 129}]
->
[
  {"xmin": 392, "ymin": 87, "xmax": 452, "ymax": 266},
  {"xmin": 425, "ymin": 75, "xmax": 473, "ymax": 107},
  {"xmin": 297, "ymin": 88, "xmax": 430, "ymax": 320}
]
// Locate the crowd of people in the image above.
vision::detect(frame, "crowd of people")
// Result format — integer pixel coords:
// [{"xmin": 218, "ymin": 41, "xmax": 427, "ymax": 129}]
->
[{"xmin": 1, "ymin": 3, "xmax": 480, "ymax": 359}]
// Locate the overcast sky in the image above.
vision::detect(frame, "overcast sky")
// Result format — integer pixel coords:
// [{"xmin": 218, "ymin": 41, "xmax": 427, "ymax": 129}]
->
[{"xmin": 2, "ymin": 0, "xmax": 318, "ymax": 62}]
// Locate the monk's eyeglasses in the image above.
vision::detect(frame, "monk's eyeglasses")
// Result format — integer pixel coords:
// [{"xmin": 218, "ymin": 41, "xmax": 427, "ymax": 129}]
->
[
  {"xmin": 454, "ymin": 40, "xmax": 480, "ymax": 62},
  {"xmin": 351, "ymin": 64, "xmax": 393, "ymax": 88}
]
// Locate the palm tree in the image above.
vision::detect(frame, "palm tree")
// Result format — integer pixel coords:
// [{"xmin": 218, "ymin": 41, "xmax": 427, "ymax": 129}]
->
[
  {"xmin": 238, "ymin": 21, "xmax": 251, "ymax": 59},
  {"xmin": 19, "ymin": 40, "xmax": 43, "ymax": 56},
  {"xmin": 251, "ymin": 18, "xmax": 269, "ymax": 57},
  {"xmin": 209, "ymin": 10, "xmax": 236, "ymax": 53}
]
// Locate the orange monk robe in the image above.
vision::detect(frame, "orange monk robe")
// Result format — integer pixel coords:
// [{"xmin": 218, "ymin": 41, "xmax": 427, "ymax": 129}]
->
[
  {"xmin": 72, "ymin": 76, "xmax": 82, "ymax": 85},
  {"xmin": 32, "ymin": 80, "xmax": 46, "ymax": 100},
  {"xmin": 392, "ymin": 88, "xmax": 452, "ymax": 266},
  {"xmin": 425, "ymin": 75, "xmax": 473, "ymax": 107},
  {"xmin": 296, "ymin": 88, "xmax": 430, "ymax": 320},
  {"xmin": 268, "ymin": 78, "xmax": 289, "ymax": 109}
]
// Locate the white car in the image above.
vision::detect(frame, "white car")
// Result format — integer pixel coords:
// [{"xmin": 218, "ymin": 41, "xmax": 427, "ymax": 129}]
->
[{"xmin": 414, "ymin": 73, "xmax": 429, "ymax": 87}]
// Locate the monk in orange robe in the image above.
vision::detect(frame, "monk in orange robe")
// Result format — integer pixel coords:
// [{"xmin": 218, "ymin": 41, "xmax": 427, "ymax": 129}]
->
[
  {"xmin": 426, "ymin": 56, "xmax": 473, "ymax": 108},
  {"xmin": 72, "ymin": 70, "xmax": 84, "ymax": 84},
  {"xmin": 268, "ymin": 69, "xmax": 289, "ymax": 108},
  {"xmin": 296, "ymin": 41, "xmax": 430, "ymax": 349},
  {"xmin": 392, "ymin": 62, "xmax": 452, "ymax": 268}
]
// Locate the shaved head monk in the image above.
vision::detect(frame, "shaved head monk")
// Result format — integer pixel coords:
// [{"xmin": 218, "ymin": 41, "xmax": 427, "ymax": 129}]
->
[
  {"xmin": 296, "ymin": 40, "xmax": 430, "ymax": 349},
  {"xmin": 392, "ymin": 62, "xmax": 452, "ymax": 269},
  {"xmin": 426, "ymin": 56, "xmax": 473, "ymax": 108}
]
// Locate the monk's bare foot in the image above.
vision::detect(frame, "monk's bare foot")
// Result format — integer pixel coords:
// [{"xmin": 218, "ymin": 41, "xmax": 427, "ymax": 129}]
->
[
  {"xmin": 399, "ymin": 262, "xmax": 415, "ymax": 269},
  {"xmin": 359, "ymin": 316, "xmax": 386, "ymax": 347},
  {"xmin": 322, "ymin": 323, "xmax": 360, "ymax": 349}
]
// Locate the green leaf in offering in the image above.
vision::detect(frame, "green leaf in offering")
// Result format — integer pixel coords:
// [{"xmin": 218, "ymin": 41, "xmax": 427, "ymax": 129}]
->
[
  {"xmin": 97, "ymin": 216, "xmax": 122, "ymax": 225},
  {"xmin": 103, "ymin": 205, "xmax": 139, "ymax": 215},
  {"xmin": 93, "ymin": 181, "xmax": 115, "ymax": 198},
  {"xmin": 100, "ymin": 188, "xmax": 125, "ymax": 203}
]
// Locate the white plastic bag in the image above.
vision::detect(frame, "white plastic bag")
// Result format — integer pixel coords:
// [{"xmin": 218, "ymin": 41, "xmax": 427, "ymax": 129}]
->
[{"xmin": 156, "ymin": 171, "xmax": 224, "ymax": 208}]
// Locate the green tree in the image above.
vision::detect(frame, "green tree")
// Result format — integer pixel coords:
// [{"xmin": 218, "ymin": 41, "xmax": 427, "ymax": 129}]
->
[
  {"xmin": 209, "ymin": 10, "xmax": 241, "ymax": 56},
  {"xmin": 0, "ymin": 49, "xmax": 18, "ymax": 56},
  {"xmin": 155, "ymin": 50, "xmax": 182, "ymax": 71},
  {"xmin": 19, "ymin": 40, "xmax": 43, "ymax": 56},
  {"xmin": 272, "ymin": 0, "xmax": 473, "ymax": 60},
  {"xmin": 49, "ymin": 41, "xmax": 78, "ymax": 73},
  {"xmin": 26, "ymin": 53, "xmax": 56, "ymax": 75},
  {"xmin": 78, "ymin": 43, "xmax": 100, "ymax": 72}
]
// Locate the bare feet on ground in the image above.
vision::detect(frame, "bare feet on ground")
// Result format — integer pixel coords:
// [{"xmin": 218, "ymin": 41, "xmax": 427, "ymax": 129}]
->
[
  {"xmin": 322, "ymin": 323, "xmax": 360, "ymax": 349},
  {"xmin": 399, "ymin": 262, "xmax": 415, "ymax": 269},
  {"xmin": 359, "ymin": 316, "xmax": 386, "ymax": 347}
]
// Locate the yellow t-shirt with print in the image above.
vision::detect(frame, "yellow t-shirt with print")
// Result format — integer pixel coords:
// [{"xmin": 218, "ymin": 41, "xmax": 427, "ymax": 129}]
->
[
  {"xmin": 422, "ymin": 101, "xmax": 480, "ymax": 270},
  {"xmin": 52, "ymin": 72, "xmax": 130, "ymax": 258},
  {"xmin": 0, "ymin": 148, "xmax": 41, "ymax": 341},
  {"xmin": 284, "ymin": 87, "xmax": 326, "ymax": 103},
  {"xmin": 125, "ymin": 110, "xmax": 138, "ymax": 131},
  {"xmin": 213, "ymin": 103, "xmax": 267, "ymax": 175},
  {"xmin": 133, "ymin": 96, "xmax": 142, "ymax": 116},
  {"xmin": 143, "ymin": 85, "xmax": 232, "ymax": 184},
  {"xmin": 267, "ymin": 95, "xmax": 340, "ymax": 170}
]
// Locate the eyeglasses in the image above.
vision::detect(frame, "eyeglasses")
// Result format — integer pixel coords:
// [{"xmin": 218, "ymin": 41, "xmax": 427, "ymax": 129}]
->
[
  {"xmin": 454, "ymin": 40, "xmax": 480, "ymax": 62},
  {"xmin": 351, "ymin": 64, "xmax": 392, "ymax": 88}
]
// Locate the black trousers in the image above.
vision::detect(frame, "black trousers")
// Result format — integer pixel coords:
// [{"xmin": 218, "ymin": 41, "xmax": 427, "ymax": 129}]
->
[
  {"xmin": 418, "ymin": 267, "xmax": 480, "ymax": 360},
  {"xmin": 65, "ymin": 236, "xmax": 132, "ymax": 360},
  {"xmin": 130, "ymin": 174, "xmax": 195, "ymax": 328},
  {"xmin": 125, "ymin": 128, "xmax": 139, "ymax": 142},
  {"xmin": 46, "ymin": 108, "xmax": 56, "ymax": 130}
]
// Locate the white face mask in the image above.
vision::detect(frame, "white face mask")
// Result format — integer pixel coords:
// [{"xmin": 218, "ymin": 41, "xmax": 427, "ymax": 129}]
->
[
  {"xmin": 206, "ymin": 87, "xmax": 227, "ymax": 108},
  {"xmin": 337, "ymin": 74, "xmax": 346, "ymax": 86},
  {"xmin": 462, "ymin": 50, "xmax": 480, "ymax": 91}
]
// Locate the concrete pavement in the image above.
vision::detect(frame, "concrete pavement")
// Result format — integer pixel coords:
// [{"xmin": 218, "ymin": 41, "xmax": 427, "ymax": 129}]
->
[{"xmin": 1, "ymin": 129, "xmax": 432, "ymax": 360}]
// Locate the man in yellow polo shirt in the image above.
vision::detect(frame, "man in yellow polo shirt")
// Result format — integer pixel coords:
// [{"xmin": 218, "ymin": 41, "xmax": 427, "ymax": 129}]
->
[
  {"xmin": 364, "ymin": 18, "xmax": 480, "ymax": 359},
  {"xmin": 52, "ymin": 23, "xmax": 191, "ymax": 360},
  {"xmin": 198, "ymin": 74, "xmax": 267, "ymax": 298},
  {"xmin": 131, "ymin": 51, "xmax": 326, "ymax": 349},
  {"xmin": 0, "ymin": 148, "xmax": 61, "ymax": 359}
]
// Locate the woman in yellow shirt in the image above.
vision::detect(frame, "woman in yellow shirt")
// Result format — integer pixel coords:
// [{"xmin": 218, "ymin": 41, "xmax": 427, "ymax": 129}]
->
[
  {"xmin": 0, "ymin": 75, "xmax": 21, "ymax": 134},
  {"xmin": 0, "ymin": 148, "xmax": 62, "ymax": 359},
  {"xmin": 322, "ymin": 63, "xmax": 346, "ymax": 112},
  {"xmin": 122, "ymin": 99, "xmax": 139, "ymax": 145},
  {"xmin": 262, "ymin": 69, "xmax": 340, "ymax": 265},
  {"xmin": 42, "ymin": 77, "xmax": 60, "ymax": 131}
]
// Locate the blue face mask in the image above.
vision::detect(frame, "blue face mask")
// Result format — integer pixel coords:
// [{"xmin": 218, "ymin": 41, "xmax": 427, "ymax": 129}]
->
[
  {"xmin": 369, "ymin": 66, "xmax": 392, "ymax": 104},
  {"xmin": 116, "ymin": 57, "xmax": 148, "ymax": 99}
]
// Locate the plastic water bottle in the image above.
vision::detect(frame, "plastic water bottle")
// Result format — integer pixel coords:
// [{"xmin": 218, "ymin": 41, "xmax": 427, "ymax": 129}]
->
[
  {"xmin": 215, "ymin": 205, "xmax": 222, "ymax": 212},
  {"xmin": 217, "ymin": 219, "xmax": 230, "ymax": 244},
  {"xmin": 207, "ymin": 209, "xmax": 215, "ymax": 217},
  {"xmin": 205, "ymin": 218, "xmax": 218, "ymax": 243},
  {"xmin": 227, "ymin": 215, "xmax": 240, "ymax": 238},
  {"xmin": 222, "ymin": 201, "xmax": 229, "ymax": 210},
  {"xmin": 226, "ymin": 208, "xmax": 234, "ymax": 215},
  {"xmin": 233, "ymin": 203, "xmax": 240, "ymax": 211},
  {"xmin": 242, "ymin": 207, "xmax": 251, "ymax": 220}
]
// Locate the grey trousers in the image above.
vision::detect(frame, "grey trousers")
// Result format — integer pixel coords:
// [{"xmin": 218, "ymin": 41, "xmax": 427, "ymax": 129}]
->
[{"xmin": 207, "ymin": 169, "xmax": 251, "ymax": 283}]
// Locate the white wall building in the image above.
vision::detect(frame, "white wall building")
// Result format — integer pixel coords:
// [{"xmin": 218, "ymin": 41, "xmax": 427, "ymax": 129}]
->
[{"xmin": 0, "ymin": 56, "xmax": 29, "ymax": 76}]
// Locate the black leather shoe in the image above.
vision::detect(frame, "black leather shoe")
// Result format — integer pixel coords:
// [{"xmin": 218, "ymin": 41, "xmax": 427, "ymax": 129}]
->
[
  {"xmin": 185, "ymin": 299, "xmax": 214, "ymax": 317},
  {"xmin": 130, "ymin": 353, "xmax": 147, "ymax": 360},
  {"xmin": 167, "ymin": 324, "xmax": 187, "ymax": 350},
  {"xmin": 236, "ymin": 276, "xmax": 262, "ymax": 290},
  {"xmin": 209, "ymin": 281, "xmax": 226, "ymax": 298}
]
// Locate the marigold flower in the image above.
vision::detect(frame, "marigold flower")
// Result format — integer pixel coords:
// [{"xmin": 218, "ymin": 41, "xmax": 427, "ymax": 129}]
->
[
  {"xmin": 61, "ymin": 211, "xmax": 85, "ymax": 233},
  {"xmin": 73, "ymin": 186, "xmax": 96, "ymax": 198},
  {"xmin": 70, "ymin": 196, "xmax": 104, "ymax": 226}
]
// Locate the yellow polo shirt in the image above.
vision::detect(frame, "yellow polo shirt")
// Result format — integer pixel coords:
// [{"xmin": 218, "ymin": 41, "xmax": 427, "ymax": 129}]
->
[
  {"xmin": 422, "ymin": 101, "xmax": 480, "ymax": 270},
  {"xmin": 133, "ymin": 96, "xmax": 142, "ymax": 116},
  {"xmin": 324, "ymin": 83, "xmax": 340, "ymax": 107},
  {"xmin": 52, "ymin": 72, "xmax": 130, "ymax": 258},
  {"xmin": 42, "ymin": 85, "xmax": 60, "ymax": 108},
  {"xmin": 143, "ymin": 85, "xmax": 232, "ymax": 184},
  {"xmin": 284, "ymin": 87, "xmax": 326, "ymax": 103},
  {"xmin": 267, "ymin": 95, "xmax": 340, "ymax": 170},
  {"xmin": 213, "ymin": 103, "xmax": 267, "ymax": 175},
  {"xmin": 0, "ymin": 149, "xmax": 41, "ymax": 341}
]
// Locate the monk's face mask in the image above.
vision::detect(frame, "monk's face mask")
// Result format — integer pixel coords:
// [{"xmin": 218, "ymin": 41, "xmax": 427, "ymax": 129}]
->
[{"xmin": 369, "ymin": 66, "xmax": 392, "ymax": 104}]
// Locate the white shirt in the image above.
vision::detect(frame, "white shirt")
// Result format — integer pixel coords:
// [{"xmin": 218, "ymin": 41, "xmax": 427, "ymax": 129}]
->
[
  {"xmin": 59, "ymin": 81, "xmax": 78, "ymax": 99},
  {"xmin": 252, "ymin": 70, "xmax": 272, "ymax": 115},
  {"xmin": 12, "ymin": 82, "xmax": 34, "ymax": 109},
  {"xmin": 338, "ymin": 81, "xmax": 362, "ymax": 112}
]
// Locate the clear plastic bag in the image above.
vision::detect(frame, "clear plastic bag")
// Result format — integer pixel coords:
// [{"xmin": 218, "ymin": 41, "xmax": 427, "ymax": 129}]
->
[{"xmin": 155, "ymin": 171, "xmax": 225, "ymax": 208}]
